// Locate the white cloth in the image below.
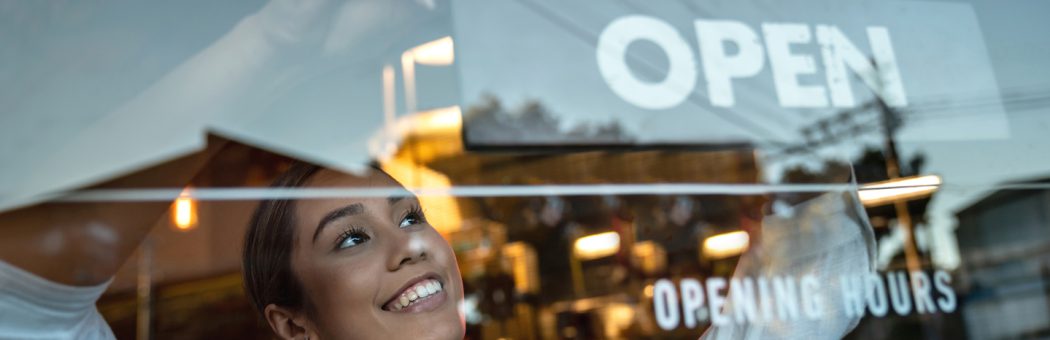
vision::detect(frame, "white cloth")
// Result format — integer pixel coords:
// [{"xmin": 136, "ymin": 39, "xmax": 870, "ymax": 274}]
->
[
  {"xmin": 702, "ymin": 188, "xmax": 877, "ymax": 340},
  {"xmin": 0, "ymin": 260, "xmax": 115, "ymax": 340}
]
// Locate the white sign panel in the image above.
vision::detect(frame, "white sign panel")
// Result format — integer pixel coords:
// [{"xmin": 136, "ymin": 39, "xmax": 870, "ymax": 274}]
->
[{"xmin": 452, "ymin": 0, "xmax": 1009, "ymax": 147}]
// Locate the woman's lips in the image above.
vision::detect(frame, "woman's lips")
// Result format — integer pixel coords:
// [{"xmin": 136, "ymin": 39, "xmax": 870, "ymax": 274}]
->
[{"xmin": 382, "ymin": 275, "xmax": 447, "ymax": 313}]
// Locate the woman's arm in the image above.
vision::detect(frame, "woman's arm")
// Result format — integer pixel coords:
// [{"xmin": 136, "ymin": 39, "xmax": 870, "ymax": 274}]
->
[{"xmin": 0, "ymin": 144, "xmax": 222, "ymax": 286}]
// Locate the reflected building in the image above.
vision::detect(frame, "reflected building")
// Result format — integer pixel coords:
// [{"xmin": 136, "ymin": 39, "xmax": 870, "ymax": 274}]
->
[{"xmin": 955, "ymin": 179, "xmax": 1050, "ymax": 339}]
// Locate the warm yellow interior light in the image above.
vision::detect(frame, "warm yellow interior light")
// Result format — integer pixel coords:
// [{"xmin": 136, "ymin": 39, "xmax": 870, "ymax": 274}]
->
[
  {"xmin": 631, "ymin": 241, "xmax": 667, "ymax": 274},
  {"xmin": 172, "ymin": 190, "xmax": 197, "ymax": 231},
  {"xmin": 411, "ymin": 105, "xmax": 461, "ymax": 135},
  {"xmin": 502, "ymin": 242, "xmax": 540, "ymax": 294},
  {"xmin": 382, "ymin": 105, "xmax": 462, "ymax": 140},
  {"xmin": 858, "ymin": 175, "xmax": 942, "ymax": 207},
  {"xmin": 380, "ymin": 158, "xmax": 462, "ymax": 234},
  {"xmin": 574, "ymin": 231, "xmax": 621, "ymax": 260},
  {"xmin": 368, "ymin": 106, "xmax": 463, "ymax": 163},
  {"xmin": 702, "ymin": 230, "xmax": 749, "ymax": 259},
  {"xmin": 410, "ymin": 36, "xmax": 454, "ymax": 66},
  {"xmin": 602, "ymin": 303, "xmax": 636, "ymax": 338}
]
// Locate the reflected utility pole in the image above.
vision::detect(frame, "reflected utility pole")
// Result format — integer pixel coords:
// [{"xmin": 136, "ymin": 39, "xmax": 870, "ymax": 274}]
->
[{"xmin": 876, "ymin": 96, "xmax": 923, "ymax": 274}]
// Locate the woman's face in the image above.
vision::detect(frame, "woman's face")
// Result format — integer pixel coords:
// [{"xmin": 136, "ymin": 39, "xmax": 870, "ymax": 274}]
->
[{"xmin": 288, "ymin": 169, "xmax": 464, "ymax": 339}]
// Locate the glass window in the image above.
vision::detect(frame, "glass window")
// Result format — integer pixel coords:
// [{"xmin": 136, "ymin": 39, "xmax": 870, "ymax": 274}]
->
[{"xmin": 2, "ymin": 0, "xmax": 1048, "ymax": 339}]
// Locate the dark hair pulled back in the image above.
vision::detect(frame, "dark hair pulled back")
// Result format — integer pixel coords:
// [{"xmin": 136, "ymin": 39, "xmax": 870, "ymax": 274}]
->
[{"xmin": 242, "ymin": 162, "xmax": 322, "ymax": 316}]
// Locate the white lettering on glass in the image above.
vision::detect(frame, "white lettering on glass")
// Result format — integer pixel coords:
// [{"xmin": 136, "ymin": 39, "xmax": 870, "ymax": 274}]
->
[
  {"xmin": 653, "ymin": 279, "xmax": 680, "ymax": 330},
  {"xmin": 596, "ymin": 17, "xmax": 908, "ymax": 110},
  {"xmin": 680, "ymin": 278, "xmax": 705, "ymax": 328},
  {"xmin": 596, "ymin": 15, "xmax": 697, "ymax": 110},
  {"xmin": 695, "ymin": 19, "xmax": 767, "ymax": 107}
]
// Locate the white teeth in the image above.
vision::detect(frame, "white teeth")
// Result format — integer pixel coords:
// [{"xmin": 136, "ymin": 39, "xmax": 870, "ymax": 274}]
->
[{"xmin": 390, "ymin": 279, "xmax": 443, "ymax": 310}]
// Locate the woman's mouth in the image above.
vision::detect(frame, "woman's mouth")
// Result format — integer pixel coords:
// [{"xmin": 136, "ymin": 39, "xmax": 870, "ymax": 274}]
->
[{"xmin": 382, "ymin": 277, "xmax": 446, "ymax": 313}]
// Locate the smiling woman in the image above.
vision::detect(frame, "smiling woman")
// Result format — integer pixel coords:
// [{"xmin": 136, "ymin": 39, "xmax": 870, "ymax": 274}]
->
[{"xmin": 242, "ymin": 162, "xmax": 465, "ymax": 340}]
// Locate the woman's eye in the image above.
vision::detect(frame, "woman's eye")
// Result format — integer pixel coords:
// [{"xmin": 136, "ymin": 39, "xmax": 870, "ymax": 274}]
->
[
  {"xmin": 337, "ymin": 229, "xmax": 370, "ymax": 249},
  {"xmin": 399, "ymin": 211, "xmax": 424, "ymax": 228}
]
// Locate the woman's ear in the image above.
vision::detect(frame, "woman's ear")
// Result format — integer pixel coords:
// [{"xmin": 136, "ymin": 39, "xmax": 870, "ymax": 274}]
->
[{"xmin": 264, "ymin": 304, "xmax": 315, "ymax": 340}]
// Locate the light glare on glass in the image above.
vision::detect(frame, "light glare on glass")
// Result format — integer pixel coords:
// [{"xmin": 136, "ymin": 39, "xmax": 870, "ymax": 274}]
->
[
  {"xmin": 414, "ymin": 106, "xmax": 462, "ymax": 134},
  {"xmin": 410, "ymin": 36, "xmax": 455, "ymax": 66},
  {"xmin": 702, "ymin": 230, "xmax": 749, "ymax": 259},
  {"xmin": 574, "ymin": 231, "xmax": 621, "ymax": 260},
  {"xmin": 858, "ymin": 175, "xmax": 942, "ymax": 207}
]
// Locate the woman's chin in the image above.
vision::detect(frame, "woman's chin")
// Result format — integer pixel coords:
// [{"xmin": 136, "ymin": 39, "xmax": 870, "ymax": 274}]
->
[{"xmin": 380, "ymin": 310, "xmax": 464, "ymax": 339}]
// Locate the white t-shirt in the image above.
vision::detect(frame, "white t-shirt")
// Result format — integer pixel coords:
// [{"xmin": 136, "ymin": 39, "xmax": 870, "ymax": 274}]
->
[{"xmin": 0, "ymin": 260, "xmax": 115, "ymax": 339}]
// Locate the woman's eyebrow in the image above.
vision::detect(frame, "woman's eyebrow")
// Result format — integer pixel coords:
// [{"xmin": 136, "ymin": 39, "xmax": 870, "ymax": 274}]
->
[{"xmin": 312, "ymin": 203, "xmax": 363, "ymax": 244}]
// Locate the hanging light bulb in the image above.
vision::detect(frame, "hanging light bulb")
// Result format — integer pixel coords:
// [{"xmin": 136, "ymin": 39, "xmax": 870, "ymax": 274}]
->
[{"xmin": 172, "ymin": 188, "xmax": 198, "ymax": 231}]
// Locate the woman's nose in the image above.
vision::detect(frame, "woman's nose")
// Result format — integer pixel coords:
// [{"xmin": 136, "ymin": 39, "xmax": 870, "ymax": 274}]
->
[{"xmin": 386, "ymin": 229, "xmax": 429, "ymax": 271}]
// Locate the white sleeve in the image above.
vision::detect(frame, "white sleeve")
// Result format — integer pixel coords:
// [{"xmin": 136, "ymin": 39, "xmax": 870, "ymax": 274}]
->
[
  {"xmin": 701, "ymin": 190, "xmax": 877, "ymax": 340},
  {"xmin": 0, "ymin": 260, "xmax": 115, "ymax": 340}
]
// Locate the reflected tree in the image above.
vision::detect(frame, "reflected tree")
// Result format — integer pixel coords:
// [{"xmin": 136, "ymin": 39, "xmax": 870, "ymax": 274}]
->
[{"xmin": 463, "ymin": 95, "xmax": 634, "ymax": 145}]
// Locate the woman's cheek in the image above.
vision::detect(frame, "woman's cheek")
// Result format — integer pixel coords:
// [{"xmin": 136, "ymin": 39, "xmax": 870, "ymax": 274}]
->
[{"xmin": 318, "ymin": 261, "xmax": 379, "ymax": 312}]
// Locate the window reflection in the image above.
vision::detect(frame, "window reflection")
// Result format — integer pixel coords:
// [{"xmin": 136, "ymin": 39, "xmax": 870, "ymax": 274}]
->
[{"xmin": 2, "ymin": 0, "xmax": 1050, "ymax": 339}]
